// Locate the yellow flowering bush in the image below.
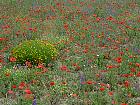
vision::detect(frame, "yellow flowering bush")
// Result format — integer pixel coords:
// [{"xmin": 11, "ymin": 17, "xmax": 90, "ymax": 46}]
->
[{"xmin": 10, "ymin": 40, "xmax": 58, "ymax": 65}]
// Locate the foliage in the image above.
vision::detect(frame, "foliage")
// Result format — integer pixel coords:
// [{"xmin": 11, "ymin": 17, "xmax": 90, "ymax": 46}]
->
[{"xmin": 10, "ymin": 40, "xmax": 58, "ymax": 66}]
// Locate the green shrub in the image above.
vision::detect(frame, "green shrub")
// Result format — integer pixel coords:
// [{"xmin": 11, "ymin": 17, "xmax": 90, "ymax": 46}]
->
[{"xmin": 10, "ymin": 40, "xmax": 58, "ymax": 66}]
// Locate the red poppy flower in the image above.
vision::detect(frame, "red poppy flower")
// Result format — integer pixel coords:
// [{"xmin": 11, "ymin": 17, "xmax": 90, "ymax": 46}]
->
[
  {"xmin": 96, "ymin": 74, "xmax": 100, "ymax": 77},
  {"xmin": 0, "ymin": 37, "xmax": 8, "ymax": 41},
  {"xmin": 115, "ymin": 57, "xmax": 122, "ymax": 63},
  {"xmin": 96, "ymin": 17, "xmax": 101, "ymax": 22},
  {"xmin": 37, "ymin": 63, "xmax": 44, "ymax": 69},
  {"xmin": 60, "ymin": 65, "xmax": 68, "ymax": 71},
  {"xmin": 106, "ymin": 65, "xmax": 114, "ymax": 69},
  {"xmin": 126, "ymin": 48, "xmax": 129, "ymax": 51},
  {"xmin": 25, "ymin": 61, "xmax": 32, "ymax": 68},
  {"xmin": 100, "ymin": 87, "xmax": 105, "ymax": 92},
  {"xmin": 108, "ymin": 91, "xmax": 113, "ymax": 96},
  {"xmin": 112, "ymin": 100, "xmax": 116, "ymax": 104},
  {"xmin": 83, "ymin": 49, "xmax": 88, "ymax": 53},
  {"xmin": 106, "ymin": 16, "xmax": 114, "ymax": 21},
  {"xmin": 86, "ymin": 80, "xmax": 93, "ymax": 85},
  {"xmin": 136, "ymin": 72, "xmax": 140, "ymax": 77},
  {"xmin": 24, "ymin": 89, "xmax": 32, "ymax": 94},
  {"xmin": 41, "ymin": 68, "xmax": 48, "ymax": 73},
  {"xmin": 8, "ymin": 90, "xmax": 14, "ymax": 94},
  {"xmin": 71, "ymin": 93, "xmax": 77, "ymax": 97},
  {"xmin": 130, "ymin": 68, "xmax": 136, "ymax": 72},
  {"xmin": 75, "ymin": 65, "xmax": 81, "ymax": 71},
  {"xmin": 64, "ymin": 23, "xmax": 69, "ymax": 30},
  {"xmin": 19, "ymin": 82, "xmax": 26, "ymax": 87},
  {"xmin": 119, "ymin": 51, "xmax": 124, "ymax": 55},
  {"xmin": 124, "ymin": 81, "xmax": 130, "ymax": 88},
  {"xmin": 50, "ymin": 81, "xmax": 55, "ymax": 86},
  {"xmin": 0, "ymin": 59, "xmax": 3, "ymax": 63},
  {"xmin": 93, "ymin": 14, "xmax": 97, "ymax": 17},
  {"xmin": 61, "ymin": 82, "xmax": 67, "ymax": 85},
  {"xmin": 19, "ymin": 85, "xmax": 24, "ymax": 89},
  {"xmin": 9, "ymin": 57, "xmax": 16, "ymax": 62},
  {"xmin": 136, "ymin": 63, "xmax": 140, "ymax": 67},
  {"xmin": 12, "ymin": 85, "xmax": 17, "ymax": 89},
  {"xmin": 19, "ymin": 82, "xmax": 26, "ymax": 89}
]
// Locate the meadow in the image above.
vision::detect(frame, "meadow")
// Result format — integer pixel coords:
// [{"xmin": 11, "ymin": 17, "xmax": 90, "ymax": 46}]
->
[{"xmin": 0, "ymin": 0, "xmax": 140, "ymax": 105}]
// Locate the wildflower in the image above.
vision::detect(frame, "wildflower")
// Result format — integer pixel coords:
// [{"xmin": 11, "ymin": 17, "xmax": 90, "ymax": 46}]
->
[
  {"xmin": 12, "ymin": 85, "xmax": 17, "ymax": 89},
  {"xmin": 127, "ymin": 93, "xmax": 132, "ymax": 98},
  {"xmin": 75, "ymin": 65, "xmax": 81, "ymax": 71},
  {"xmin": 61, "ymin": 81, "xmax": 67, "ymax": 85},
  {"xmin": 37, "ymin": 63, "xmax": 44, "ymax": 69},
  {"xmin": 120, "ymin": 74, "xmax": 129, "ymax": 78},
  {"xmin": 128, "ymin": 62, "xmax": 132, "ymax": 65},
  {"xmin": 19, "ymin": 82, "xmax": 26, "ymax": 89},
  {"xmin": 106, "ymin": 65, "xmax": 114, "ymax": 69},
  {"xmin": 50, "ymin": 81, "xmax": 55, "ymax": 86},
  {"xmin": 96, "ymin": 17, "xmax": 101, "ymax": 22},
  {"xmin": 83, "ymin": 49, "xmax": 88, "ymax": 53},
  {"xmin": 9, "ymin": 57, "xmax": 16, "ymax": 62},
  {"xmin": 66, "ymin": 69, "xmax": 71, "ymax": 72},
  {"xmin": 71, "ymin": 93, "xmax": 77, "ymax": 97},
  {"xmin": 126, "ymin": 48, "xmax": 129, "ymax": 51},
  {"xmin": 96, "ymin": 74, "xmax": 100, "ymax": 78},
  {"xmin": 119, "ymin": 51, "xmax": 124, "ymax": 55},
  {"xmin": 41, "ymin": 68, "xmax": 48, "ymax": 73},
  {"xmin": 24, "ymin": 89, "xmax": 32, "ymax": 94},
  {"xmin": 118, "ymin": 21, "xmax": 125, "ymax": 25},
  {"xmin": 99, "ymin": 87, "xmax": 105, "ymax": 92},
  {"xmin": 8, "ymin": 90, "xmax": 14, "ymax": 94},
  {"xmin": 25, "ymin": 61, "xmax": 32, "ymax": 68},
  {"xmin": 79, "ymin": 71, "xmax": 85, "ymax": 84},
  {"xmin": 115, "ymin": 57, "xmax": 122, "ymax": 63},
  {"xmin": 19, "ymin": 85, "xmax": 24, "ymax": 90},
  {"xmin": 86, "ymin": 80, "xmax": 93, "ymax": 85},
  {"xmin": 108, "ymin": 91, "xmax": 113, "ymax": 96},
  {"xmin": 124, "ymin": 81, "xmax": 130, "ymax": 88},
  {"xmin": 93, "ymin": 14, "xmax": 97, "ymax": 17},
  {"xmin": 64, "ymin": 23, "xmax": 69, "ymax": 30},
  {"xmin": 129, "ymin": 73, "xmax": 134, "ymax": 77},
  {"xmin": 100, "ymin": 83, "xmax": 106, "ymax": 87},
  {"xmin": 0, "ymin": 59, "xmax": 3, "ymax": 63},
  {"xmin": 60, "ymin": 65, "xmax": 68, "ymax": 71},
  {"xmin": 136, "ymin": 72, "xmax": 140, "ymax": 77},
  {"xmin": 107, "ymin": 37, "xmax": 111, "ymax": 41},
  {"xmin": 136, "ymin": 63, "xmax": 140, "ymax": 67},
  {"xmin": 0, "ymin": 64, "xmax": 2, "ymax": 69},
  {"xmin": 130, "ymin": 68, "xmax": 136, "ymax": 72},
  {"xmin": 32, "ymin": 96, "xmax": 37, "ymax": 105},
  {"xmin": 19, "ymin": 82, "xmax": 26, "ymax": 87},
  {"xmin": 29, "ymin": 28, "xmax": 33, "ymax": 31},
  {"xmin": 106, "ymin": 16, "xmax": 114, "ymax": 21},
  {"xmin": 112, "ymin": 100, "xmax": 116, "ymax": 104},
  {"xmin": 0, "ymin": 37, "xmax": 8, "ymax": 41}
]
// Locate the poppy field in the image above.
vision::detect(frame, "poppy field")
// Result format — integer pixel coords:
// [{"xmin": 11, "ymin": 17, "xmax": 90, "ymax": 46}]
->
[{"xmin": 0, "ymin": 0, "xmax": 140, "ymax": 105}]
